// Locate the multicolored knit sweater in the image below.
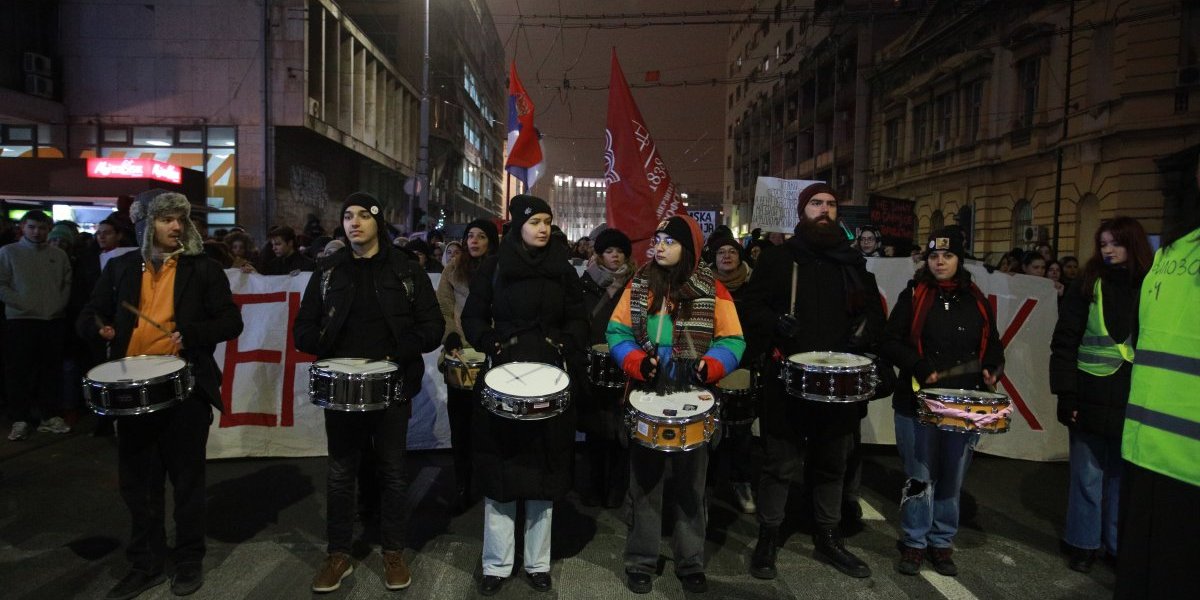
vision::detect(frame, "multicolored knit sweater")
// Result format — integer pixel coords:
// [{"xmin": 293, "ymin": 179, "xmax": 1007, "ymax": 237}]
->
[{"xmin": 606, "ymin": 265, "xmax": 745, "ymax": 385}]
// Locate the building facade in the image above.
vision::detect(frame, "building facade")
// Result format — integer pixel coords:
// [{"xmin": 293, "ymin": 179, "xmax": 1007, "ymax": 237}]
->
[
  {"xmin": 549, "ymin": 174, "xmax": 607, "ymax": 242},
  {"xmin": 867, "ymin": 0, "xmax": 1200, "ymax": 258}
]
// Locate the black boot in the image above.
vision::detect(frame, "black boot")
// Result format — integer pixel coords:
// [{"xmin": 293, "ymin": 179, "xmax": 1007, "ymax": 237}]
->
[
  {"xmin": 750, "ymin": 525, "xmax": 779, "ymax": 579},
  {"xmin": 813, "ymin": 528, "xmax": 871, "ymax": 578}
]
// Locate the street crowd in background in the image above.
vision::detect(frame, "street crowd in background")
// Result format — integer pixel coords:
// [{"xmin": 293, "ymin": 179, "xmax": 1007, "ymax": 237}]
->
[{"xmin": 0, "ymin": 178, "xmax": 1196, "ymax": 600}]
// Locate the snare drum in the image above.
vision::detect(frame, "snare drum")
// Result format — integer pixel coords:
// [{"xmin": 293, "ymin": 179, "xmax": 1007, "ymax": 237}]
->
[
  {"xmin": 917, "ymin": 388, "xmax": 1012, "ymax": 434},
  {"xmin": 444, "ymin": 348, "xmax": 487, "ymax": 390},
  {"xmin": 310, "ymin": 358, "xmax": 403, "ymax": 411},
  {"xmin": 587, "ymin": 343, "xmax": 626, "ymax": 388},
  {"xmin": 626, "ymin": 388, "xmax": 719, "ymax": 452},
  {"xmin": 82, "ymin": 355, "xmax": 193, "ymax": 416},
  {"xmin": 481, "ymin": 362, "xmax": 571, "ymax": 420},
  {"xmin": 781, "ymin": 351, "xmax": 877, "ymax": 402},
  {"xmin": 716, "ymin": 368, "xmax": 759, "ymax": 427}
]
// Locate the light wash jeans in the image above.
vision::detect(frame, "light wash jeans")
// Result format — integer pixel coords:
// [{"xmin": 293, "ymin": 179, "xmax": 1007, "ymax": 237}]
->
[
  {"xmin": 481, "ymin": 498, "xmax": 553, "ymax": 577},
  {"xmin": 1063, "ymin": 428, "xmax": 1121, "ymax": 556},
  {"xmin": 894, "ymin": 412, "xmax": 978, "ymax": 549}
]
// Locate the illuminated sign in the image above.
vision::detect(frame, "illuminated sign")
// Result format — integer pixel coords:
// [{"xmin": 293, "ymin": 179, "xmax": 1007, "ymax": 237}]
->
[{"xmin": 86, "ymin": 158, "xmax": 183, "ymax": 184}]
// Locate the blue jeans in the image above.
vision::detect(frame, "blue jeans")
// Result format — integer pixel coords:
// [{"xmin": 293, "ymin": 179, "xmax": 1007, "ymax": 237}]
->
[
  {"xmin": 894, "ymin": 412, "xmax": 978, "ymax": 549},
  {"xmin": 1064, "ymin": 428, "xmax": 1121, "ymax": 556},
  {"xmin": 481, "ymin": 498, "xmax": 553, "ymax": 576}
]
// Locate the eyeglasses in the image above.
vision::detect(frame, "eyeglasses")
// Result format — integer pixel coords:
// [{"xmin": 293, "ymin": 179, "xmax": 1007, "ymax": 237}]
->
[{"xmin": 653, "ymin": 235, "xmax": 678, "ymax": 247}]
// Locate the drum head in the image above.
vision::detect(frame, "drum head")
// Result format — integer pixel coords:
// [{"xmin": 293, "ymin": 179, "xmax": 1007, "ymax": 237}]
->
[
  {"xmin": 789, "ymin": 351, "xmax": 873, "ymax": 368},
  {"xmin": 484, "ymin": 362, "xmax": 569, "ymax": 397},
  {"xmin": 717, "ymin": 368, "xmax": 752, "ymax": 391},
  {"xmin": 315, "ymin": 358, "xmax": 398, "ymax": 374},
  {"xmin": 922, "ymin": 388, "xmax": 1008, "ymax": 404},
  {"xmin": 452, "ymin": 348, "xmax": 487, "ymax": 364},
  {"xmin": 629, "ymin": 389, "xmax": 715, "ymax": 418},
  {"xmin": 590, "ymin": 343, "xmax": 610, "ymax": 354},
  {"xmin": 87, "ymin": 355, "xmax": 186, "ymax": 383}
]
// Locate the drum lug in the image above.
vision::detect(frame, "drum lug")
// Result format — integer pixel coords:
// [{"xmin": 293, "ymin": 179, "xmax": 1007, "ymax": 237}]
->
[
  {"xmin": 100, "ymin": 387, "xmax": 110, "ymax": 409},
  {"xmin": 139, "ymin": 386, "xmax": 149, "ymax": 407}
]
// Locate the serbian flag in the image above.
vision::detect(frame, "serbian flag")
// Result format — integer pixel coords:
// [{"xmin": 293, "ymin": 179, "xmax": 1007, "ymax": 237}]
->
[
  {"xmin": 604, "ymin": 49, "xmax": 685, "ymax": 263},
  {"xmin": 505, "ymin": 62, "xmax": 544, "ymax": 190}
]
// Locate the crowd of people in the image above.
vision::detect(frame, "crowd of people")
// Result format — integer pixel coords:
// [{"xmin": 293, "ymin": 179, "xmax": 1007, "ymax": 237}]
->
[{"xmin": 0, "ymin": 175, "xmax": 1196, "ymax": 600}]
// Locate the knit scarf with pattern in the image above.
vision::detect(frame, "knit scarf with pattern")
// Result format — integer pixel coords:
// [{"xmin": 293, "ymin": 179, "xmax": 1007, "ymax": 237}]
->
[{"xmin": 629, "ymin": 262, "xmax": 717, "ymax": 361}]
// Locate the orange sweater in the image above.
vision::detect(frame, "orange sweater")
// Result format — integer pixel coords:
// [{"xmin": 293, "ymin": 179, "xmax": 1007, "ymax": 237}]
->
[{"xmin": 126, "ymin": 257, "xmax": 178, "ymax": 356}]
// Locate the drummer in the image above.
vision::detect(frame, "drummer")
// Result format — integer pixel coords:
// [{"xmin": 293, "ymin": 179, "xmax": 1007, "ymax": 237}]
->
[
  {"xmin": 435, "ymin": 217, "xmax": 499, "ymax": 512},
  {"xmin": 294, "ymin": 192, "xmax": 445, "ymax": 593},
  {"xmin": 878, "ymin": 228, "xmax": 1004, "ymax": 577},
  {"xmin": 578, "ymin": 226, "xmax": 635, "ymax": 509},
  {"xmin": 460, "ymin": 195, "xmax": 587, "ymax": 596},
  {"xmin": 607, "ymin": 214, "xmax": 745, "ymax": 595},
  {"xmin": 738, "ymin": 183, "xmax": 885, "ymax": 579},
  {"xmin": 78, "ymin": 189, "xmax": 244, "ymax": 599}
]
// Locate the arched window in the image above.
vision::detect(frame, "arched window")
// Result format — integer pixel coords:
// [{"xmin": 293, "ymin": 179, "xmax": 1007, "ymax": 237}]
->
[
  {"xmin": 956, "ymin": 205, "xmax": 975, "ymax": 252},
  {"xmin": 1011, "ymin": 199, "xmax": 1032, "ymax": 248},
  {"xmin": 930, "ymin": 209, "xmax": 945, "ymax": 231}
]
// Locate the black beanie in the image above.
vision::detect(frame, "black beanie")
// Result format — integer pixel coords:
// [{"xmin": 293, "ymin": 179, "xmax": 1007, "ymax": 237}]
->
[
  {"xmin": 341, "ymin": 192, "xmax": 391, "ymax": 243},
  {"xmin": 508, "ymin": 194, "xmax": 552, "ymax": 232},
  {"xmin": 655, "ymin": 214, "xmax": 703, "ymax": 268},
  {"xmin": 711, "ymin": 235, "xmax": 744, "ymax": 262},
  {"xmin": 924, "ymin": 227, "xmax": 966, "ymax": 261},
  {"xmin": 464, "ymin": 218, "xmax": 499, "ymax": 254},
  {"xmin": 593, "ymin": 227, "xmax": 632, "ymax": 258}
]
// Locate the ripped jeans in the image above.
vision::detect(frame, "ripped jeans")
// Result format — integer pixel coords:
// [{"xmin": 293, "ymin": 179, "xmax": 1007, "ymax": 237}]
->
[{"xmin": 894, "ymin": 411, "xmax": 979, "ymax": 549}]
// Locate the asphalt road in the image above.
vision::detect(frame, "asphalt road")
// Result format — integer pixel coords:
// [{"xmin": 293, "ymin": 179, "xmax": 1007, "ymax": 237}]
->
[{"xmin": 0, "ymin": 419, "xmax": 1112, "ymax": 599}]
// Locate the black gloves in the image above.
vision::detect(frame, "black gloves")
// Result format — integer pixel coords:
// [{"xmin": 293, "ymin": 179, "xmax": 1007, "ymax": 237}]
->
[
  {"xmin": 639, "ymin": 355, "xmax": 657, "ymax": 381},
  {"xmin": 776, "ymin": 314, "xmax": 802, "ymax": 339},
  {"xmin": 693, "ymin": 359, "xmax": 709, "ymax": 384}
]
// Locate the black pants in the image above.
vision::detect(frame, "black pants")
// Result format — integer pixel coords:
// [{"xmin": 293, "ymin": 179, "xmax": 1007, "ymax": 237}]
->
[
  {"xmin": 3, "ymin": 318, "xmax": 65, "ymax": 422},
  {"xmin": 587, "ymin": 437, "xmax": 629, "ymax": 499},
  {"xmin": 711, "ymin": 426, "xmax": 756, "ymax": 485},
  {"xmin": 117, "ymin": 397, "xmax": 212, "ymax": 573},
  {"xmin": 625, "ymin": 443, "xmax": 709, "ymax": 576},
  {"xmin": 757, "ymin": 376, "xmax": 856, "ymax": 530},
  {"xmin": 324, "ymin": 402, "xmax": 410, "ymax": 554},
  {"xmin": 1115, "ymin": 460, "xmax": 1200, "ymax": 599},
  {"xmin": 446, "ymin": 385, "xmax": 474, "ymax": 490}
]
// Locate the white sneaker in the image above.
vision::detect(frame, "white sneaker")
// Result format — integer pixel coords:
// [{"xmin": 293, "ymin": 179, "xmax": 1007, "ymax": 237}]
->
[
  {"xmin": 37, "ymin": 417, "xmax": 71, "ymax": 434},
  {"xmin": 734, "ymin": 482, "xmax": 757, "ymax": 514},
  {"xmin": 8, "ymin": 421, "xmax": 30, "ymax": 441}
]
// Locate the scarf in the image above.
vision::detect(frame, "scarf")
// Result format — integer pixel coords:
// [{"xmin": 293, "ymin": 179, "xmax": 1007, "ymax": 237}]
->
[
  {"xmin": 715, "ymin": 262, "xmax": 751, "ymax": 292},
  {"xmin": 910, "ymin": 279, "xmax": 991, "ymax": 359},
  {"xmin": 629, "ymin": 262, "xmax": 717, "ymax": 362},
  {"xmin": 586, "ymin": 261, "xmax": 633, "ymax": 298},
  {"xmin": 496, "ymin": 234, "xmax": 573, "ymax": 283}
]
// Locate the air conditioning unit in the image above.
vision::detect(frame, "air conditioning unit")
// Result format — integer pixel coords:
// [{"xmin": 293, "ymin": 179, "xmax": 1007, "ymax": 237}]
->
[
  {"xmin": 932, "ymin": 137, "xmax": 946, "ymax": 153},
  {"xmin": 1177, "ymin": 65, "xmax": 1200, "ymax": 88},
  {"xmin": 307, "ymin": 97, "xmax": 321, "ymax": 118},
  {"xmin": 22, "ymin": 52, "xmax": 52, "ymax": 76},
  {"xmin": 24, "ymin": 74, "xmax": 54, "ymax": 99},
  {"xmin": 1021, "ymin": 225, "xmax": 1047, "ymax": 243}
]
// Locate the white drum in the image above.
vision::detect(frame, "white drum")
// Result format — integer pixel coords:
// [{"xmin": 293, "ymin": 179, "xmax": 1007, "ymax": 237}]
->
[
  {"xmin": 480, "ymin": 362, "xmax": 571, "ymax": 420},
  {"xmin": 626, "ymin": 388, "xmax": 719, "ymax": 451},
  {"xmin": 83, "ymin": 355, "xmax": 194, "ymax": 416},
  {"xmin": 309, "ymin": 358, "xmax": 403, "ymax": 411}
]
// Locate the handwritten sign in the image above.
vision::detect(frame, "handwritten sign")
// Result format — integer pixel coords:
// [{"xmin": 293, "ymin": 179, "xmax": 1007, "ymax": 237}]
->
[
  {"xmin": 687, "ymin": 210, "xmax": 717, "ymax": 237},
  {"xmin": 868, "ymin": 194, "xmax": 916, "ymax": 241},
  {"xmin": 751, "ymin": 177, "xmax": 824, "ymax": 233}
]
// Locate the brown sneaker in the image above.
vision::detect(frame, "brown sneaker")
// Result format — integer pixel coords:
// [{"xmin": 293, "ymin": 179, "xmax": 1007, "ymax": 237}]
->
[
  {"xmin": 383, "ymin": 550, "xmax": 412, "ymax": 590},
  {"xmin": 312, "ymin": 553, "xmax": 354, "ymax": 593}
]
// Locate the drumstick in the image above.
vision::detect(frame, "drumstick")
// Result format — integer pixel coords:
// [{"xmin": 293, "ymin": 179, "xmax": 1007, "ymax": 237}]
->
[{"xmin": 120, "ymin": 301, "xmax": 172, "ymax": 336}]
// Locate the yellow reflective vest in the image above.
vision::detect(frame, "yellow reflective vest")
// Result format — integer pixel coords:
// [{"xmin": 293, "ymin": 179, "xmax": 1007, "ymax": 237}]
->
[
  {"xmin": 1122, "ymin": 230, "xmax": 1200, "ymax": 487},
  {"xmin": 1076, "ymin": 279, "xmax": 1135, "ymax": 376}
]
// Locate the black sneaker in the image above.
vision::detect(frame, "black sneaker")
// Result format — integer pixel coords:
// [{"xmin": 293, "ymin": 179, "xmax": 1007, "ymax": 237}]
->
[
  {"xmin": 679, "ymin": 572, "xmax": 708, "ymax": 593},
  {"xmin": 170, "ymin": 562, "xmax": 204, "ymax": 596},
  {"xmin": 1068, "ymin": 546, "xmax": 1096, "ymax": 574},
  {"xmin": 813, "ymin": 529, "xmax": 871, "ymax": 578},
  {"xmin": 106, "ymin": 570, "xmax": 166, "ymax": 600},
  {"xmin": 749, "ymin": 525, "xmax": 779, "ymax": 579},
  {"xmin": 896, "ymin": 546, "xmax": 923, "ymax": 576},
  {"xmin": 927, "ymin": 547, "xmax": 958, "ymax": 576},
  {"xmin": 625, "ymin": 571, "xmax": 653, "ymax": 594},
  {"xmin": 478, "ymin": 575, "xmax": 504, "ymax": 596},
  {"xmin": 526, "ymin": 571, "xmax": 552, "ymax": 592}
]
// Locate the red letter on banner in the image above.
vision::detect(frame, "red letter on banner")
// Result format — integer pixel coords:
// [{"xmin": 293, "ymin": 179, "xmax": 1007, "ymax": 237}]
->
[
  {"xmin": 219, "ymin": 291, "xmax": 314, "ymax": 428},
  {"xmin": 988, "ymin": 295, "xmax": 1044, "ymax": 431}
]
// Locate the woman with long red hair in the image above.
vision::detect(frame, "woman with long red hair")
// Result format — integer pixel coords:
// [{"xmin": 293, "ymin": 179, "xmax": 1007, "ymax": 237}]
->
[{"xmin": 1050, "ymin": 216, "xmax": 1153, "ymax": 573}]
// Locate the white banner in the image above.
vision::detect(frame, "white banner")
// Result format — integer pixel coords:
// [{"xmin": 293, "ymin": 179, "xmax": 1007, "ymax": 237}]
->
[
  {"xmin": 751, "ymin": 177, "xmax": 823, "ymax": 234},
  {"xmin": 204, "ymin": 262, "xmax": 1066, "ymax": 461},
  {"xmin": 687, "ymin": 210, "xmax": 718, "ymax": 238}
]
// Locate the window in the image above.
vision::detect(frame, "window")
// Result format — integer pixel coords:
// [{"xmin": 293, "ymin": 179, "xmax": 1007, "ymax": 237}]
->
[
  {"xmin": 965, "ymin": 80, "xmax": 984, "ymax": 142},
  {"xmin": 912, "ymin": 103, "xmax": 929, "ymax": 155},
  {"xmin": 934, "ymin": 92, "xmax": 954, "ymax": 147},
  {"xmin": 1016, "ymin": 57, "xmax": 1040, "ymax": 129},
  {"xmin": 1011, "ymin": 199, "xmax": 1032, "ymax": 246},
  {"xmin": 884, "ymin": 117, "xmax": 901, "ymax": 166},
  {"xmin": 460, "ymin": 159, "xmax": 480, "ymax": 193},
  {"xmin": 464, "ymin": 66, "xmax": 481, "ymax": 107}
]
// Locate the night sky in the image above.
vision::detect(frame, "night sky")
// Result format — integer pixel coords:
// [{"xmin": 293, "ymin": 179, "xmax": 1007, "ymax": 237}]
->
[{"xmin": 486, "ymin": 0, "xmax": 741, "ymax": 198}]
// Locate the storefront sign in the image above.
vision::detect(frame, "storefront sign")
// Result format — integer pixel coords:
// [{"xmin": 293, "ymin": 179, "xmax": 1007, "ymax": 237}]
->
[{"xmin": 86, "ymin": 158, "xmax": 182, "ymax": 184}]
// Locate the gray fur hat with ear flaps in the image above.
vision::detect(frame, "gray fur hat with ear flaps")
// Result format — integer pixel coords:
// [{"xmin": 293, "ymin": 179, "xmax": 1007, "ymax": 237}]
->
[{"xmin": 130, "ymin": 188, "xmax": 204, "ymax": 262}]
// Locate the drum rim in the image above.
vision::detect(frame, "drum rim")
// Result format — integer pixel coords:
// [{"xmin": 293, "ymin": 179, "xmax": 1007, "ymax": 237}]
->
[
  {"xmin": 481, "ymin": 397, "xmax": 569, "ymax": 420},
  {"xmin": 919, "ymin": 388, "xmax": 1010, "ymax": 405},
  {"xmin": 87, "ymin": 397, "xmax": 184, "ymax": 416},
  {"xmin": 786, "ymin": 351, "xmax": 874, "ymax": 372},
  {"xmin": 311, "ymin": 358, "xmax": 400, "ymax": 379},
  {"xmin": 625, "ymin": 403, "xmax": 717, "ymax": 426},
  {"xmin": 916, "ymin": 413, "xmax": 1012, "ymax": 434},
  {"xmin": 84, "ymin": 354, "xmax": 190, "ymax": 388},
  {"xmin": 312, "ymin": 398, "xmax": 392, "ymax": 411},
  {"xmin": 444, "ymin": 348, "xmax": 487, "ymax": 367}
]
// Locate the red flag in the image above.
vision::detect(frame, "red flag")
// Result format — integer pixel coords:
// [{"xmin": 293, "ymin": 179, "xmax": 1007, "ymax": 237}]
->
[
  {"xmin": 604, "ymin": 50, "xmax": 685, "ymax": 264},
  {"xmin": 505, "ymin": 62, "xmax": 545, "ymax": 189}
]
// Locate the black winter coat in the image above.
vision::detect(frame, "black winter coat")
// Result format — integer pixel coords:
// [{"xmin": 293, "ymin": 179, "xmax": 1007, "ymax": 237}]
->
[
  {"xmin": 577, "ymin": 266, "xmax": 628, "ymax": 441},
  {"xmin": 878, "ymin": 281, "xmax": 1005, "ymax": 417},
  {"xmin": 738, "ymin": 233, "xmax": 885, "ymax": 434},
  {"xmin": 461, "ymin": 238, "xmax": 587, "ymax": 501},
  {"xmin": 294, "ymin": 244, "xmax": 445, "ymax": 401},
  {"xmin": 77, "ymin": 252, "xmax": 244, "ymax": 411},
  {"xmin": 1049, "ymin": 272, "xmax": 1139, "ymax": 439}
]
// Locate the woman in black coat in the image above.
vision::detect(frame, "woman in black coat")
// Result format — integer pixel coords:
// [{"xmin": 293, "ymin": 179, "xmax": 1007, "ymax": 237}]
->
[
  {"xmin": 577, "ymin": 227, "xmax": 635, "ymax": 508},
  {"xmin": 1049, "ymin": 216, "xmax": 1152, "ymax": 573},
  {"xmin": 878, "ymin": 228, "xmax": 1004, "ymax": 578},
  {"xmin": 460, "ymin": 195, "xmax": 587, "ymax": 596}
]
